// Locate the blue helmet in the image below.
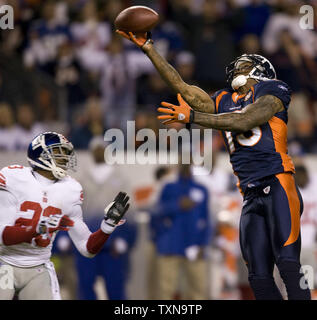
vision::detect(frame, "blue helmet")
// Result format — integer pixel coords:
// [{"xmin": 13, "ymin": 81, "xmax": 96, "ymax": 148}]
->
[{"xmin": 27, "ymin": 132, "xmax": 76, "ymax": 179}]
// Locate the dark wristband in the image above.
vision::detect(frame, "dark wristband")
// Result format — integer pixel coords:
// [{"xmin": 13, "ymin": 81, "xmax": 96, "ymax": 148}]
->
[{"xmin": 189, "ymin": 110, "xmax": 195, "ymax": 124}]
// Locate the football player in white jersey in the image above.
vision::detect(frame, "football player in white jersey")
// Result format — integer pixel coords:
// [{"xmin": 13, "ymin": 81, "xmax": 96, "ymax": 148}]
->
[{"xmin": 0, "ymin": 132, "xmax": 130, "ymax": 300}]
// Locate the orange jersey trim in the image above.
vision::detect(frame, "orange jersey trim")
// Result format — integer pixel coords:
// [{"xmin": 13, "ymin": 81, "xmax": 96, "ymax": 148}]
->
[
  {"xmin": 216, "ymin": 91, "xmax": 228, "ymax": 113},
  {"xmin": 233, "ymin": 171, "xmax": 244, "ymax": 196},
  {"xmin": 250, "ymin": 86, "xmax": 255, "ymax": 102},
  {"xmin": 276, "ymin": 173, "xmax": 300, "ymax": 247},
  {"xmin": 232, "ymin": 92, "xmax": 246, "ymax": 103},
  {"xmin": 231, "ymin": 86, "xmax": 255, "ymax": 103},
  {"xmin": 268, "ymin": 116, "xmax": 295, "ymax": 173}
]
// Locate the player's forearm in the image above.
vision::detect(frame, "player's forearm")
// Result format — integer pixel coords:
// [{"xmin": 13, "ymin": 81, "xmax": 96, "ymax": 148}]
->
[
  {"xmin": 193, "ymin": 95, "xmax": 283, "ymax": 131},
  {"xmin": 144, "ymin": 44, "xmax": 185, "ymax": 94},
  {"xmin": 69, "ymin": 215, "xmax": 111, "ymax": 257},
  {"xmin": 144, "ymin": 44, "xmax": 214, "ymax": 113},
  {"xmin": 1, "ymin": 225, "xmax": 37, "ymax": 245},
  {"xmin": 86, "ymin": 229, "xmax": 110, "ymax": 255},
  {"xmin": 193, "ymin": 111, "xmax": 250, "ymax": 132}
]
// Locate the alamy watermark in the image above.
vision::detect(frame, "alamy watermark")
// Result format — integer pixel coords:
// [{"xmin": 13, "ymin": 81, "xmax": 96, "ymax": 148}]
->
[
  {"xmin": 0, "ymin": 264, "xmax": 14, "ymax": 290},
  {"xmin": 300, "ymin": 265, "xmax": 315, "ymax": 290},
  {"xmin": 0, "ymin": 4, "xmax": 314, "ymax": 31},
  {"xmin": 299, "ymin": 5, "xmax": 314, "ymax": 30},
  {"xmin": 103, "ymin": 121, "xmax": 213, "ymax": 175},
  {"xmin": 0, "ymin": 5, "xmax": 14, "ymax": 30}
]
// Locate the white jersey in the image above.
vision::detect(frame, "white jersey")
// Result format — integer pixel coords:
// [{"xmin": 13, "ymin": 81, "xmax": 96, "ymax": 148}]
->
[{"xmin": 0, "ymin": 165, "xmax": 94, "ymax": 267}]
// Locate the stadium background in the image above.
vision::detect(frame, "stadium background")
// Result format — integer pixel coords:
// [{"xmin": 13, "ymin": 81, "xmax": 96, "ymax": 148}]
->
[{"xmin": 0, "ymin": 0, "xmax": 317, "ymax": 300}]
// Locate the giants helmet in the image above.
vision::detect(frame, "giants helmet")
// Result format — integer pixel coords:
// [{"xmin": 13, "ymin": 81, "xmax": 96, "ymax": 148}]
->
[
  {"xmin": 27, "ymin": 132, "xmax": 76, "ymax": 179},
  {"xmin": 226, "ymin": 54, "xmax": 276, "ymax": 89}
]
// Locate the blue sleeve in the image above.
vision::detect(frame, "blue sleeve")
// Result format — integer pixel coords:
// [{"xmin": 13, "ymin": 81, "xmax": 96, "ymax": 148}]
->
[
  {"xmin": 154, "ymin": 184, "xmax": 180, "ymax": 218},
  {"xmin": 187, "ymin": 187, "xmax": 211, "ymax": 247},
  {"xmin": 198, "ymin": 189, "xmax": 212, "ymax": 246},
  {"xmin": 255, "ymin": 80, "xmax": 292, "ymax": 109}
]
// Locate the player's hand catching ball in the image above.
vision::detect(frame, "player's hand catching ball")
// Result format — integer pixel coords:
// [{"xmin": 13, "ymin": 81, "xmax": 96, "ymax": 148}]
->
[
  {"xmin": 101, "ymin": 192, "xmax": 130, "ymax": 234},
  {"xmin": 158, "ymin": 93, "xmax": 195, "ymax": 125},
  {"xmin": 116, "ymin": 30, "xmax": 153, "ymax": 52}
]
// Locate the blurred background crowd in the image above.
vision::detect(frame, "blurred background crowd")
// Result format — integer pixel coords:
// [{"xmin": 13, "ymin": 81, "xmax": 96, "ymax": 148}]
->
[
  {"xmin": 1, "ymin": 0, "xmax": 317, "ymax": 300},
  {"xmin": 1, "ymin": 0, "xmax": 317, "ymax": 152}
]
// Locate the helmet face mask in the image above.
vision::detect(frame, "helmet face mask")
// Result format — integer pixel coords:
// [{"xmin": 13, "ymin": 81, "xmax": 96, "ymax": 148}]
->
[
  {"xmin": 233, "ymin": 60, "xmax": 254, "ymax": 76},
  {"xmin": 28, "ymin": 132, "xmax": 77, "ymax": 179},
  {"xmin": 226, "ymin": 54, "xmax": 276, "ymax": 90},
  {"xmin": 42, "ymin": 144, "xmax": 76, "ymax": 171}
]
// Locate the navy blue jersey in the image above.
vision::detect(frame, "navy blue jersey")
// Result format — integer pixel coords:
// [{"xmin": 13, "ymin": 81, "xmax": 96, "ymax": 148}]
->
[{"xmin": 211, "ymin": 80, "xmax": 294, "ymax": 193}]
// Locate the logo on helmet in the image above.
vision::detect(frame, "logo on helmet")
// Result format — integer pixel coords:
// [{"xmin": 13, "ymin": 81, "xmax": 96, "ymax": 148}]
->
[
  {"xmin": 27, "ymin": 132, "xmax": 77, "ymax": 180},
  {"xmin": 226, "ymin": 54, "xmax": 276, "ymax": 90}
]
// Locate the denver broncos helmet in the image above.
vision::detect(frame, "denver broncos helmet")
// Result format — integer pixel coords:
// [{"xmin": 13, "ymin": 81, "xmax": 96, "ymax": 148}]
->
[
  {"xmin": 226, "ymin": 54, "xmax": 276, "ymax": 89},
  {"xmin": 27, "ymin": 132, "xmax": 76, "ymax": 179}
]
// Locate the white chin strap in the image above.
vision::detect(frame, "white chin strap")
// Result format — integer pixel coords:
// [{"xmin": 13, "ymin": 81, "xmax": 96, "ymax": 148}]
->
[
  {"xmin": 50, "ymin": 162, "xmax": 67, "ymax": 180},
  {"xmin": 28, "ymin": 157, "xmax": 67, "ymax": 180},
  {"xmin": 231, "ymin": 74, "xmax": 249, "ymax": 90}
]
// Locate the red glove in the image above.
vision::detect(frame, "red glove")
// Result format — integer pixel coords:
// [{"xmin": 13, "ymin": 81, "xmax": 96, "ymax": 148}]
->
[{"xmin": 157, "ymin": 93, "xmax": 195, "ymax": 125}]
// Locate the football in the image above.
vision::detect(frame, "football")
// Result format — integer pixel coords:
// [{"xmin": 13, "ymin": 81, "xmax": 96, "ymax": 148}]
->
[{"xmin": 114, "ymin": 6, "xmax": 159, "ymax": 33}]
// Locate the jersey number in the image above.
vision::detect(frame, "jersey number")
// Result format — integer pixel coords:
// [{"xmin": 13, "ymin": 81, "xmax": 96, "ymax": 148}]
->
[
  {"xmin": 15, "ymin": 201, "xmax": 62, "ymax": 247},
  {"xmin": 225, "ymin": 126, "xmax": 262, "ymax": 153}
]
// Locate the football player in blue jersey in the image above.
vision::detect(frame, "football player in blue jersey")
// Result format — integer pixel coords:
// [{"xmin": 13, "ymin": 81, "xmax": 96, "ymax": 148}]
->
[{"xmin": 117, "ymin": 30, "xmax": 311, "ymax": 300}]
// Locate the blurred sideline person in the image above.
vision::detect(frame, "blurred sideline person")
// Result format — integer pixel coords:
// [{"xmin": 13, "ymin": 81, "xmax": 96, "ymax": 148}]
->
[
  {"xmin": 132, "ymin": 166, "xmax": 176, "ymax": 300},
  {"xmin": 151, "ymin": 163, "xmax": 211, "ymax": 300},
  {"xmin": 0, "ymin": 132, "xmax": 130, "ymax": 300},
  {"xmin": 118, "ymin": 30, "xmax": 311, "ymax": 300},
  {"xmin": 191, "ymin": 151, "xmax": 236, "ymax": 299},
  {"xmin": 295, "ymin": 163, "xmax": 317, "ymax": 298},
  {"xmin": 145, "ymin": 166, "xmax": 176, "ymax": 300},
  {"xmin": 73, "ymin": 136, "xmax": 136, "ymax": 300},
  {"xmin": 214, "ymin": 176, "xmax": 242, "ymax": 300}
]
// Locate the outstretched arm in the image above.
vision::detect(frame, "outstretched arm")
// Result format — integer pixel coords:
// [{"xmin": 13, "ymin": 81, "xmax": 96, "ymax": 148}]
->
[
  {"xmin": 158, "ymin": 94, "xmax": 284, "ymax": 132},
  {"xmin": 68, "ymin": 192, "xmax": 130, "ymax": 258},
  {"xmin": 193, "ymin": 95, "xmax": 284, "ymax": 131},
  {"xmin": 116, "ymin": 30, "xmax": 215, "ymax": 114},
  {"xmin": 144, "ymin": 43, "xmax": 215, "ymax": 113},
  {"xmin": 68, "ymin": 206, "xmax": 112, "ymax": 258},
  {"xmin": 68, "ymin": 208, "xmax": 102, "ymax": 258}
]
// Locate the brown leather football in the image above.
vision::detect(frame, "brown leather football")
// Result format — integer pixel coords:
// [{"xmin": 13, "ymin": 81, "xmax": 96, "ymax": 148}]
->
[{"xmin": 114, "ymin": 6, "xmax": 159, "ymax": 33}]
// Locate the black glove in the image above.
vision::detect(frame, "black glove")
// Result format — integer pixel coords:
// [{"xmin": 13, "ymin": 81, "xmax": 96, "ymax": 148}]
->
[{"xmin": 103, "ymin": 192, "xmax": 130, "ymax": 228}]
